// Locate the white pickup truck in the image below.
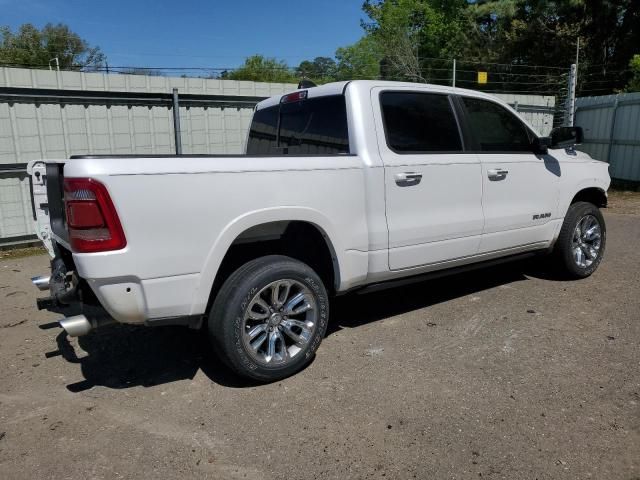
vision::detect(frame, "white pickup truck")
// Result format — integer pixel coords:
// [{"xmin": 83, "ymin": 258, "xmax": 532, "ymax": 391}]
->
[{"xmin": 28, "ymin": 80, "xmax": 610, "ymax": 381}]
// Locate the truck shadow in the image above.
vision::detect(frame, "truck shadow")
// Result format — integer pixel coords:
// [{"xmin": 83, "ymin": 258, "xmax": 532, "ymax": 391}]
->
[
  {"xmin": 59, "ymin": 325, "xmax": 208, "ymax": 392},
  {"xmin": 57, "ymin": 259, "xmax": 552, "ymax": 391},
  {"xmin": 328, "ymin": 264, "xmax": 531, "ymax": 335}
]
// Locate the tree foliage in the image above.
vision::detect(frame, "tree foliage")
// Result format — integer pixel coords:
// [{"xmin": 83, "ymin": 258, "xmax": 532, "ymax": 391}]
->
[
  {"xmin": 353, "ymin": 0, "xmax": 639, "ymax": 92},
  {"xmin": 296, "ymin": 38, "xmax": 384, "ymax": 83},
  {"xmin": 223, "ymin": 55, "xmax": 297, "ymax": 83},
  {"xmin": 0, "ymin": 23, "xmax": 105, "ymax": 69},
  {"xmin": 296, "ymin": 57, "xmax": 337, "ymax": 83},
  {"xmin": 626, "ymin": 54, "xmax": 640, "ymax": 92},
  {"xmin": 334, "ymin": 36, "xmax": 383, "ymax": 81},
  {"xmin": 462, "ymin": 1, "xmax": 639, "ymax": 66},
  {"xmin": 362, "ymin": 0, "xmax": 467, "ymax": 81}
]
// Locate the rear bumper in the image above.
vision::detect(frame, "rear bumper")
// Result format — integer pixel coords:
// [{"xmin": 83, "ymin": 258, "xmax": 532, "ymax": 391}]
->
[
  {"xmin": 84, "ymin": 273, "xmax": 201, "ymax": 323},
  {"xmin": 86, "ymin": 278, "xmax": 147, "ymax": 324},
  {"xmin": 34, "ymin": 241, "xmax": 202, "ymax": 329}
]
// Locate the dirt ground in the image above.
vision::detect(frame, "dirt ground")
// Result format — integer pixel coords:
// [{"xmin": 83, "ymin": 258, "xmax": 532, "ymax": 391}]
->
[
  {"xmin": 607, "ymin": 189, "xmax": 640, "ymax": 216},
  {"xmin": 0, "ymin": 211, "xmax": 638, "ymax": 480}
]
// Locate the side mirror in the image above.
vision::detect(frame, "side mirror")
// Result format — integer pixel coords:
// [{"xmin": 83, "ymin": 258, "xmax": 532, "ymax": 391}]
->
[
  {"xmin": 532, "ymin": 136, "xmax": 551, "ymax": 155},
  {"xmin": 550, "ymin": 126, "xmax": 584, "ymax": 148}
]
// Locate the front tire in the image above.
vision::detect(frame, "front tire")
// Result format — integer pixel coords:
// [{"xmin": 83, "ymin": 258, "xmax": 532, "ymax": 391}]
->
[
  {"xmin": 553, "ymin": 201, "xmax": 606, "ymax": 279},
  {"xmin": 208, "ymin": 255, "xmax": 329, "ymax": 382}
]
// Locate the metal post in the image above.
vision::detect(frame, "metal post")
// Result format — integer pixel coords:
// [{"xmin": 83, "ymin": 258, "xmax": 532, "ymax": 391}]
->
[
  {"xmin": 452, "ymin": 59, "xmax": 456, "ymax": 88},
  {"xmin": 606, "ymin": 94, "xmax": 620, "ymax": 164},
  {"xmin": 172, "ymin": 88, "xmax": 182, "ymax": 155},
  {"xmin": 49, "ymin": 57, "xmax": 60, "ymax": 71},
  {"xmin": 565, "ymin": 63, "xmax": 577, "ymax": 126}
]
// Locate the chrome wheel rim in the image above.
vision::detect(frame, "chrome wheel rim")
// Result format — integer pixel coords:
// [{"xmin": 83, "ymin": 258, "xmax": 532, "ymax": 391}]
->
[
  {"xmin": 571, "ymin": 214, "xmax": 602, "ymax": 268},
  {"xmin": 241, "ymin": 279, "xmax": 317, "ymax": 366}
]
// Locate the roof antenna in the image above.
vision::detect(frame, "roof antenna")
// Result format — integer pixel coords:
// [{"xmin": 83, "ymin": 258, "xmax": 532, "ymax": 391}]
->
[{"xmin": 298, "ymin": 79, "xmax": 317, "ymax": 89}]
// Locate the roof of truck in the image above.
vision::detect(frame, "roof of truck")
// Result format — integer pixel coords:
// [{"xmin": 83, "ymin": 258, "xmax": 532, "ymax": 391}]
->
[{"xmin": 255, "ymin": 80, "xmax": 500, "ymax": 111}]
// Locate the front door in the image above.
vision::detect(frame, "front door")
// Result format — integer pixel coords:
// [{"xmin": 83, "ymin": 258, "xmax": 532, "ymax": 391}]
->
[
  {"xmin": 372, "ymin": 88, "xmax": 485, "ymax": 271},
  {"xmin": 457, "ymin": 96, "xmax": 560, "ymax": 253}
]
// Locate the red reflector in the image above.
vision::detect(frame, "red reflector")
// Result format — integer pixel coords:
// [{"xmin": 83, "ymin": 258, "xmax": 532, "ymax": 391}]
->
[
  {"xmin": 63, "ymin": 178, "xmax": 126, "ymax": 253},
  {"xmin": 66, "ymin": 201, "xmax": 105, "ymax": 228},
  {"xmin": 281, "ymin": 90, "xmax": 308, "ymax": 104}
]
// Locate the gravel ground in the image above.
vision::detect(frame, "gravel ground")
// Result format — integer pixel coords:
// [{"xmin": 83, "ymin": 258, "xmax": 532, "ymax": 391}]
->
[{"xmin": 0, "ymin": 212, "xmax": 638, "ymax": 480}]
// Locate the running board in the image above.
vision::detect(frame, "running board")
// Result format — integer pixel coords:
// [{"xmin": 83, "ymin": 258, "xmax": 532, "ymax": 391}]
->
[{"xmin": 350, "ymin": 252, "xmax": 539, "ymax": 296}]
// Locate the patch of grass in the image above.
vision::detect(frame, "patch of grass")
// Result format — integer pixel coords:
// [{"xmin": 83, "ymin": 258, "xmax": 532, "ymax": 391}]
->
[{"xmin": 0, "ymin": 245, "xmax": 46, "ymax": 260}]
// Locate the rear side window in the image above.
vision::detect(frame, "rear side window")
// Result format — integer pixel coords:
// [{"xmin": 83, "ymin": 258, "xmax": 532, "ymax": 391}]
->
[
  {"xmin": 461, "ymin": 97, "xmax": 532, "ymax": 152},
  {"xmin": 247, "ymin": 95, "xmax": 350, "ymax": 155},
  {"xmin": 247, "ymin": 106, "xmax": 278, "ymax": 153},
  {"xmin": 380, "ymin": 92, "xmax": 462, "ymax": 153}
]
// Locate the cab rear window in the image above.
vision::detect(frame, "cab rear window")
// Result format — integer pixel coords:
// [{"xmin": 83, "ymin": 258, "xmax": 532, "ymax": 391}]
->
[{"xmin": 247, "ymin": 95, "xmax": 350, "ymax": 155}]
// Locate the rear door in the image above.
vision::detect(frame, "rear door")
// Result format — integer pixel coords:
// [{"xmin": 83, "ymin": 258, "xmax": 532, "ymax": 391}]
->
[
  {"xmin": 372, "ymin": 88, "xmax": 484, "ymax": 271},
  {"xmin": 456, "ymin": 96, "xmax": 560, "ymax": 253}
]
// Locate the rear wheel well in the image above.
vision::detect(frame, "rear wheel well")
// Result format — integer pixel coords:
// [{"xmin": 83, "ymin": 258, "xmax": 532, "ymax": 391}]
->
[
  {"xmin": 208, "ymin": 221, "xmax": 338, "ymax": 311},
  {"xmin": 570, "ymin": 187, "xmax": 607, "ymax": 208}
]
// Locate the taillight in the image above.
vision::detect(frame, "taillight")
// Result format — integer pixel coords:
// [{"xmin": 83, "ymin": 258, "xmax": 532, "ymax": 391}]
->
[{"xmin": 63, "ymin": 178, "xmax": 126, "ymax": 253}]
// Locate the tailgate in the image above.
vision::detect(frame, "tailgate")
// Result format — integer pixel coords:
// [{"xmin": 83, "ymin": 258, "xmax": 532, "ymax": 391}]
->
[{"xmin": 27, "ymin": 160, "xmax": 68, "ymax": 257}]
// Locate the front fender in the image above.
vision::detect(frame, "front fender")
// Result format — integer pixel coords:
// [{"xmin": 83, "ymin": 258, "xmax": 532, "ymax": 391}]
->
[
  {"xmin": 558, "ymin": 168, "xmax": 611, "ymax": 217},
  {"xmin": 550, "ymin": 162, "xmax": 610, "ymax": 247}
]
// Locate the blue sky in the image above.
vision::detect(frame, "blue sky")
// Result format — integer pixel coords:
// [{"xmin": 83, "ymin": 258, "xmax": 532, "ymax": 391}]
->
[{"xmin": 1, "ymin": 0, "xmax": 367, "ymax": 69}]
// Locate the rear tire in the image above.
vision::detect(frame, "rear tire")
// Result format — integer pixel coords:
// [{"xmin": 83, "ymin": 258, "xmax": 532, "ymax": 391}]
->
[
  {"xmin": 208, "ymin": 255, "xmax": 329, "ymax": 382},
  {"xmin": 553, "ymin": 201, "xmax": 606, "ymax": 279}
]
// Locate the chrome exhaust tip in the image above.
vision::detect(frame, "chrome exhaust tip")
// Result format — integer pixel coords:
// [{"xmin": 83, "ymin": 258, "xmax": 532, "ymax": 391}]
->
[
  {"xmin": 59, "ymin": 315, "xmax": 93, "ymax": 337},
  {"xmin": 31, "ymin": 275, "xmax": 50, "ymax": 291},
  {"xmin": 59, "ymin": 313, "xmax": 115, "ymax": 337}
]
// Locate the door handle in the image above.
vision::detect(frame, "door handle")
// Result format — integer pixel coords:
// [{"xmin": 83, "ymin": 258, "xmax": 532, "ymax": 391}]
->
[
  {"xmin": 395, "ymin": 172, "xmax": 422, "ymax": 187},
  {"xmin": 487, "ymin": 168, "xmax": 509, "ymax": 180}
]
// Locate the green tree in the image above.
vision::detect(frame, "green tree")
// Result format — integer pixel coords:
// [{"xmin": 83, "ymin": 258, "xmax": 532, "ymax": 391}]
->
[
  {"xmin": 0, "ymin": 23, "xmax": 105, "ymax": 69},
  {"xmin": 296, "ymin": 57, "xmax": 337, "ymax": 83},
  {"xmin": 357, "ymin": 0, "xmax": 639, "ymax": 92},
  {"xmin": 232, "ymin": 0, "xmax": 639, "ymax": 91},
  {"xmin": 461, "ymin": 1, "xmax": 640, "ymax": 93},
  {"xmin": 225, "ymin": 55, "xmax": 297, "ymax": 83},
  {"xmin": 362, "ymin": 0, "xmax": 467, "ymax": 81},
  {"xmin": 626, "ymin": 54, "xmax": 640, "ymax": 92},
  {"xmin": 334, "ymin": 36, "xmax": 383, "ymax": 80}
]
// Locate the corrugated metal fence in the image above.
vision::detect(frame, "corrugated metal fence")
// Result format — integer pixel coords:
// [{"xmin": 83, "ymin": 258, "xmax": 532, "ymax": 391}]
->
[
  {"xmin": 0, "ymin": 67, "xmax": 559, "ymax": 246},
  {"xmin": 0, "ymin": 67, "xmax": 296, "ymax": 246},
  {"xmin": 576, "ymin": 92, "xmax": 640, "ymax": 184}
]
